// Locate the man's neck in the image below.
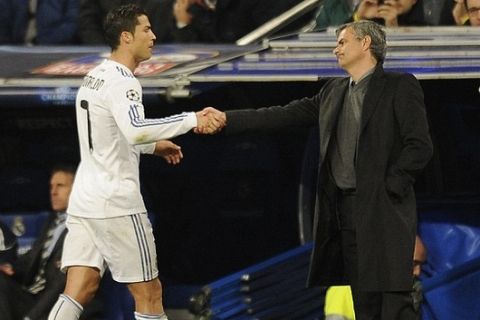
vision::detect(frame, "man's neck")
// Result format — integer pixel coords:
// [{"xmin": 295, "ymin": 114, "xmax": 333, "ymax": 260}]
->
[
  {"xmin": 348, "ymin": 59, "xmax": 378, "ymax": 82},
  {"xmin": 110, "ymin": 51, "xmax": 138, "ymax": 73}
]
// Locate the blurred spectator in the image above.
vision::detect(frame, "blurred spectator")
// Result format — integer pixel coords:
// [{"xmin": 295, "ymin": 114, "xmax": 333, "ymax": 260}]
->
[
  {"xmin": 145, "ymin": 0, "xmax": 177, "ymax": 43},
  {"xmin": 0, "ymin": 0, "xmax": 79, "ymax": 45},
  {"xmin": 422, "ymin": 0, "xmax": 456, "ymax": 25},
  {"xmin": 353, "ymin": 0, "xmax": 457, "ymax": 27},
  {"xmin": 354, "ymin": 0, "xmax": 426, "ymax": 27},
  {"xmin": 78, "ymin": 0, "xmax": 175, "ymax": 44},
  {"xmin": 78, "ymin": 0, "xmax": 132, "ymax": 44},
  {"xmin": 0, "ymin": 165, "xmax": 103, "ymax": 320},
  {"xmin": 453, "ymin": 0, "xmax": 480, "ymax": 25},
  {"xmin": 312, "ymin": 0, "xmax": 358, "ymax": 31},
  {"xmin": 172, "ymin": 0, "xmax": 303, "ymax": 43}
]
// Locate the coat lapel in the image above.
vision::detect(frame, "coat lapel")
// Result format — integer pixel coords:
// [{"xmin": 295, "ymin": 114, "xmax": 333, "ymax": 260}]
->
[
  {"xmin": 360, "ymin": 66, "xmax": 386, "ymax": 133},
  {"xmin": 319, "ymin": 78, "xmax": 349, "ymax": 158}
]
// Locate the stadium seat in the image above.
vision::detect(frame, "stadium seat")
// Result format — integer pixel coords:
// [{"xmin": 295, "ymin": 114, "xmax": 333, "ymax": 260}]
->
[{"xmin": 0, "ymin": 211, "xmax": 50, "ymax": 254}]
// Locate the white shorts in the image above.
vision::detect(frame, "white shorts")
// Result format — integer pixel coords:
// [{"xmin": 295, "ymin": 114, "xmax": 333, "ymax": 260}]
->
[{"xmin": 62, "ymin": 213, "xmax": 159, "ymax": 283}]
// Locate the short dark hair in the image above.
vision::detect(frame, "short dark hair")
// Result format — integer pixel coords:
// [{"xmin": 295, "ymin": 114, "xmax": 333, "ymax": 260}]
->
[
  {"xmin": 51, "ymin": 163, "xmax": 77, "ymax": 177},
  {"xmin": 103, "ymin": 4, "xmax": 147, "ymax": 51}
]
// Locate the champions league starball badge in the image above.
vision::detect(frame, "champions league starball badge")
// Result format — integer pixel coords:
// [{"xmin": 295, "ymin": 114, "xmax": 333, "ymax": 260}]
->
[{"xmin": 126, "ymin": 89, "xmax": 141, "ymax": 102}]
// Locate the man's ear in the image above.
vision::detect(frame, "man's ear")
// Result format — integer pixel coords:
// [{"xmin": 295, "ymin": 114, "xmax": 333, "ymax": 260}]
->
[
  {"xmin": 363, "ymin": 35, "xmax": 372, "ymax": 51},
  {"xmin": 121, "ymin": 31, "xmax": 133, "ymax": 44}
]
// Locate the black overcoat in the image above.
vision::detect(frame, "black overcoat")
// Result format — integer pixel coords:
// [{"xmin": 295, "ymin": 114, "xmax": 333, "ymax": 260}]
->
[{"xmin": 225, "ymin": 66, "xmax": 433, "ymax": 291}]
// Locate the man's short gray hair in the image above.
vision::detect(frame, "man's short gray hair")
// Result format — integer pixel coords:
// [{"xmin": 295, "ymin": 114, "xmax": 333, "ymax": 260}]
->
[{"xmin": 336, "ymin": 20, "xmax": 387, "ymax": 64}]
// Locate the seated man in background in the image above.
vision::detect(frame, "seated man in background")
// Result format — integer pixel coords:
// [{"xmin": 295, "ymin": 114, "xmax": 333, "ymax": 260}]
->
[{"xmin": 0, "ymin": 164, "xmax": 103, "ymax": 320}]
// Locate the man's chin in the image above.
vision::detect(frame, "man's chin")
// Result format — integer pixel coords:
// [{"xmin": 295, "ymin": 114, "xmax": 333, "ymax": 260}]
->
[{"xmin": 51, "ymin": 206, "xmax": 65, "ymax": 212}]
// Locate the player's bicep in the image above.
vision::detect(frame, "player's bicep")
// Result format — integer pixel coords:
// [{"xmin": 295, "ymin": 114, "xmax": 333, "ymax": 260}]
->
[{"xmin": 108, "ymin": 81, "xmax": 146, "ymax": 144}]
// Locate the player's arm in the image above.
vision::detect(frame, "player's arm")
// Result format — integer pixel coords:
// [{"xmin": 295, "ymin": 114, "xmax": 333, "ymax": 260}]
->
[
  {"xmin": 109, "ymin": 79, "xmax": 197, "ymax": 145},
  {"xmin": 135, "ymin": 140, "xmax": 183, "ymax": 165}
]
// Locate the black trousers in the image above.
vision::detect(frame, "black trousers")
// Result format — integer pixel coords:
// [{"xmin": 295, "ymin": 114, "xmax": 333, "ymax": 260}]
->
[{"xmin": 337, "ymin": 191, "xmax": 417, "ymax": 320}]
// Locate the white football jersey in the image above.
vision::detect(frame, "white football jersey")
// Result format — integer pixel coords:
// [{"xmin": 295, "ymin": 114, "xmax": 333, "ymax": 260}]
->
[{"xmin": 68, "ymin": 59, "xmax": 197, "ymax": 218}]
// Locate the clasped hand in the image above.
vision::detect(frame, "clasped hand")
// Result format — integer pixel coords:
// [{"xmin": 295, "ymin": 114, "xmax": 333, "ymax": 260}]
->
[{"xmin": 195, "ymin": 107, "xmax": 226, "ymax": 134}]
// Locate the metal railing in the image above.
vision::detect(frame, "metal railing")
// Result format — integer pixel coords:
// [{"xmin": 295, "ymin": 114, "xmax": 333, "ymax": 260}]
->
[{"xmin": 236, "ymin": 0, "xmax": 322, "ymax": 46}]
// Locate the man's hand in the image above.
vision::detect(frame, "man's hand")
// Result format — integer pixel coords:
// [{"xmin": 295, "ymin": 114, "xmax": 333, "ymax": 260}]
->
[
  {"xmin": 0, "ymin": 263, "xmax": 14, "ymax": 276},
  {"xmin": 195, "ymin": 107, "xmax": 227, "ymax": 134},
  {"xmin": 357, "ymin": 0, "xmax": 381, "ymax": 19},
  {"xmin": 452, "ymin": 0, "xmax": 468, "ymax": 25},
  {"xmin": 154, "ymin": 140, "xmax": 183, "ymax": 165},
  {"xmin": 377, "ymin": 0, "xmax": 401, "ymax": 27},
  {"xmin": 173, "ymin": 0, "xmax": 194, "ymax": 27},
  {"xmin": 357, "ymin": 0, "xmax": 401, "ymax": 27}
]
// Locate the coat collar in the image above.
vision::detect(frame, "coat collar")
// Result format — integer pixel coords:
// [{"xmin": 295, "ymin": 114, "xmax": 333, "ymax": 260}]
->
[{"xmin": 318, "ymin": 65, "xmax": 385, "ymax": 158}]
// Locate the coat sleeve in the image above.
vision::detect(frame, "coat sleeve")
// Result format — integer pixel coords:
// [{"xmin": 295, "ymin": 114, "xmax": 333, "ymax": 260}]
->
[
  {"xmin": 225, "ymin": 93, "xmax": 322, "ymax": 135},
  {"xmin": 386, "ymin": 73, "xmax": 433, "ymax": 198}
]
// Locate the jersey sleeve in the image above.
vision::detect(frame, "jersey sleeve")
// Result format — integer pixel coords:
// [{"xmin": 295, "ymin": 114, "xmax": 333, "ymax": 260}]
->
[
  {"xmin": 107, "ymin": 77, "xmax": 197, "ymax": 145},
  {"xmin": 135, "ymin": 142, "xmax": 156, "ymax": 154}
]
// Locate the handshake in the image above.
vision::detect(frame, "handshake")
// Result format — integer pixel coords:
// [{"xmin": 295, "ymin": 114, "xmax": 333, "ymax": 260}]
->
[
  {"xmin": 194, "ymin": 107, "xmax": 227, "ymax": 134},
  {"xmin": 155, "ymin": 107, "xmax": 226, "ymax": 165}
]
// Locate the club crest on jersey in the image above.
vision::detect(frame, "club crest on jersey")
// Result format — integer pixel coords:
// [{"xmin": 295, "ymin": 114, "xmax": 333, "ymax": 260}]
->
[{"xmin": 126, "ymin": 89, "xmax": 140, "ymax": 102}]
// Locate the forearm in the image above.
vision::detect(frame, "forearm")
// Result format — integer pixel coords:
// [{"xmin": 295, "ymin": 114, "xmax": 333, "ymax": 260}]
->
[{"xmin": 118, "ymin": 110, "xmax": 197, "ymax": 145}]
